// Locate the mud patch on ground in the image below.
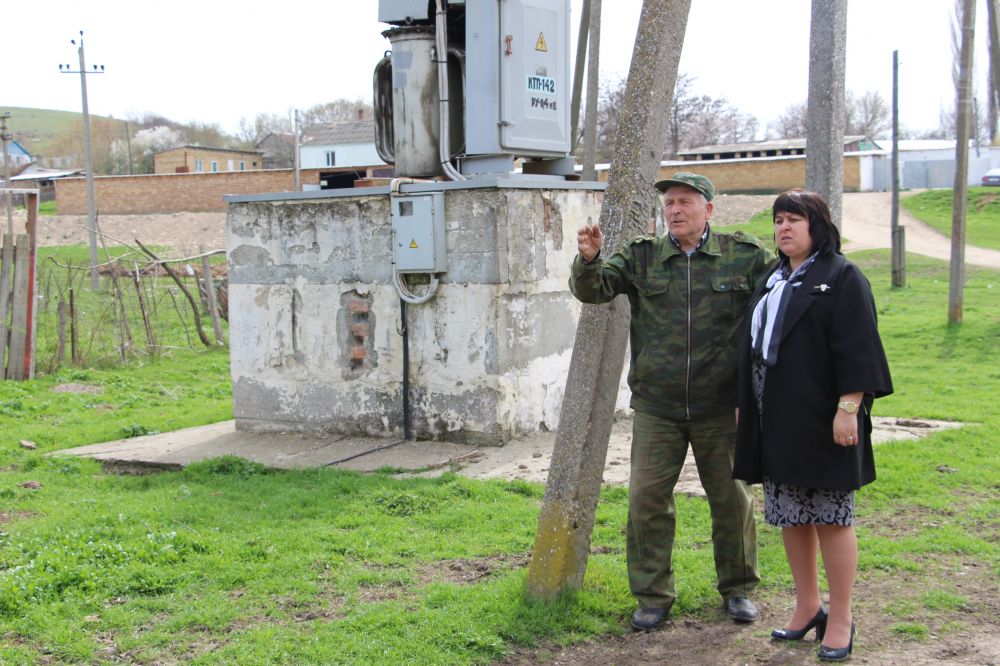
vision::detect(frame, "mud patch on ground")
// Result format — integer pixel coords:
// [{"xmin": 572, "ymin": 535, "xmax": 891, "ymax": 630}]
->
[
  {"xmin": 0, "ymin": 510, "xmax": 37, "ymax": 524},
  {"xmin": 493, "ymin": 550, "xmax": 1000, "ymax": 666},
  {"xmin": 51, "ymin": 383, "xmax": 103, "ymax": 394},
  {"xmin": 417, "ymin": 553, "xmax": 532, "ymax": 586}
]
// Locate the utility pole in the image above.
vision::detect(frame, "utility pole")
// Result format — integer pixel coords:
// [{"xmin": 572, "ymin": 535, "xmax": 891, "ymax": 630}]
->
[
  {"xmin": 804, "ymin": 0, "xmax": 848, "ymax": 230},
  {"xmin": 569, "ymin": 0, "xmax": 591, "ymax": 154},
  {"xmin": 891, "ymin": 50, "xmax": 905, "ymax": 287},
  {"xmin": 124, "ymin": 120, "xmax": 134, "ymax": 175},
  {"xmin": 526, "ymin": 0, "xmax": 692, "ymax": 601},
  {"xmin": 59, "ymin": 31, "xmax": 104, "ymax": 291},
  {"xmin": 1, "ymin": 112, "xmax": 13, "ymax": 234},
  {"xmin": 581, "ymin": 0, "xmax": 601, "ymax": 180},
  {"xmin": 950, "ymin": 0, "xmax": 976, "ymax": 324}
]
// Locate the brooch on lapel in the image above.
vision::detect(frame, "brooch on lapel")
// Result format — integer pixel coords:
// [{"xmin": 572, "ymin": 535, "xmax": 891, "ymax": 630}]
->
[{"xmin": 814, "ymin": 284, "xmax": 831, "ymax": 292}]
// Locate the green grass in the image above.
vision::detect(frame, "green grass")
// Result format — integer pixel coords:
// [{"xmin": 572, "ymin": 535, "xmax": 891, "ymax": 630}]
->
[
  {"xmin": 0, "ymin": 249, "xmax": 997, "ymax": 663},
  {"xmin": 901, "ymin": 187, "xmax": 1000, "ymax": 250},
  {"xmin": 718, "ymin": 209, "xmax": 776, "ymax": 252}
]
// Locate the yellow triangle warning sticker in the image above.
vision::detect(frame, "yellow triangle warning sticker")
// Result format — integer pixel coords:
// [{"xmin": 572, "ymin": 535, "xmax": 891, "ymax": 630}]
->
[
  {"xmin": 535, "ymin": 32, "xmax": 548, "ymax": 52},
  {"xmin": 409, "ymin": 239, "xmax": 418, "ymax": 249}
]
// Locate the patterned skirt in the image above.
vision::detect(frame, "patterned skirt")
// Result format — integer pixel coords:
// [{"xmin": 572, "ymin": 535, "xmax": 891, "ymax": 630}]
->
[
  {"xmin": 763, "ymin": 478, "xmax": 854, "ymax": 527},
  {"xmin": 752, "ymin": 357, "xmax": 855, "ymax": 527}
]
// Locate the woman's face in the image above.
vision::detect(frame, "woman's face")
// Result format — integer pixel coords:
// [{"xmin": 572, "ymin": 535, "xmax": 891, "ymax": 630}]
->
[{"xmin": 774, "ymin": 210, "xmax": 812, "ymax": 265}]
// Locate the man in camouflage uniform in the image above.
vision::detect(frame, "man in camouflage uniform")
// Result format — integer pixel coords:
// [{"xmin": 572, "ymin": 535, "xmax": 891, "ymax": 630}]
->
[{"xmin": 570, "ymin": 172, "xmax": 773, "ymax": 630}]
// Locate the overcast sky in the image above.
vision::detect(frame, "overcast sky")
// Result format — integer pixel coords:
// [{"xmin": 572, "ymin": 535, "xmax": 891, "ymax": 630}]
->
[{"xmin": 0, "ymin": 1, "xmax": 987, "ymax": 138}]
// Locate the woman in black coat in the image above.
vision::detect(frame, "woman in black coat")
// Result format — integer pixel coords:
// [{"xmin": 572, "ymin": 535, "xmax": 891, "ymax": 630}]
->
[{"xmin": 733, "ymin": 190, "xmax": 892, "ymax": 662}]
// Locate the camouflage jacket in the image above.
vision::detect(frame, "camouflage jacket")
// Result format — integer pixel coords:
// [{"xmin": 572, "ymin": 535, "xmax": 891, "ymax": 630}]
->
[{"xmin": 570, "ymin": 227, "xmax": 774, "ymax": 421}]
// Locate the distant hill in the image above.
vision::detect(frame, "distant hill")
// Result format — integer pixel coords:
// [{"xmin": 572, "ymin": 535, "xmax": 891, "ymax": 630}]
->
[{"xmin": 0, "ymin": 106, "xmax": 125, "ymax": 157}]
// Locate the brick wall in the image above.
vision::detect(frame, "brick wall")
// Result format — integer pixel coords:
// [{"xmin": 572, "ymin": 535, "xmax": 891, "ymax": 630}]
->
[
  {"xmin": 650, "ymin": 155, "xmax": 862, "ymax": 193},
  {"xmin": 54, "ymin": 168, "xmax": 333, "ymax": 214}
]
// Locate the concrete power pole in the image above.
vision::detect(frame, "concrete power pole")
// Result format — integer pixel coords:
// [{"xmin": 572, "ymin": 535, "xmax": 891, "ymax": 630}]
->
[
  {"xmin": 805, "ymin": 0, "xmax": 848, "ymax": 230},
  {"xmin": 526, "ymin": 0, "xmax": 692, "ymax": 601},
  {"xmin": 891, "ymin": 50, "xmax": 905, "ymax": 287},
  {"xmin": 581, "ymin": 0, "xmax": 601, "ymax": 181},
  {"xmin": 59, "ymin": 31, "xmax": 104, "ymax": 291},
  {"xmin": 950, "ymin": 0, "xmax": 977, "ymax": 324},
  {"xmin": 569, "ymin": 0, "xmax": 591, "ymax": 154}
]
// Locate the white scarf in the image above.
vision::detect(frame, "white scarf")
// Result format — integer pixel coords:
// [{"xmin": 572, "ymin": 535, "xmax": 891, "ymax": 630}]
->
[{"xmin": 750, "ymin": 254, "xmax": 817, "ymax": 366}]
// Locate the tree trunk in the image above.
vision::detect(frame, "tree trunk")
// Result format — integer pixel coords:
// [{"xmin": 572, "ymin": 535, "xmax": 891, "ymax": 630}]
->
[
  {"xmin": 525, "ymin": 0, "xmax": 692, "ymax": 601},
  {"xmin": 950, "ymin": 0, "xmax": 976, "ymax": 324}
]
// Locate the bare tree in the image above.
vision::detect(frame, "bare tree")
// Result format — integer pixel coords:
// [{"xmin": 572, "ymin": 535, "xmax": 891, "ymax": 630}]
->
[
  {"xmin": 578, "ymin": 77, "xmax": 627, "ymax": 163},
  {"xmin": 682, "ymin": 95, "xmax": 759, "ymax": 148},
  {"xmin": 770, "ymin": 101, "xmax": 809, "ymax": 139},
  {"xmin": 238, "ymin": 112, "xmax": 293, "ymax": 147},
  {"xmin": 590, "ymin": 72, "xmax": 758, "ymax": 160},
  {"xmin": 667, "ymin": 73, "xmax": 699, "ymax": 156},
  {"xmin": 846, "ymin": 90, "xmax": 891, "ymax": 139},
  {"xmin": 301, "ymin": 99, "xmax": 374, "ymax": 126}
]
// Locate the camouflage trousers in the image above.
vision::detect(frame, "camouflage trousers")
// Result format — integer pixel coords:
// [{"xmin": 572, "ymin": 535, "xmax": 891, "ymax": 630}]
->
[{"xmin": 627, "ymin": 410, "xmax": 759, "ymax": 608}]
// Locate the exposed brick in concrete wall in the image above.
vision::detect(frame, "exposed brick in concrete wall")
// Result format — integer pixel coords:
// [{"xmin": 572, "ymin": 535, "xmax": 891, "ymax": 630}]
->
[
  {"xmin": 650, "ymin": 155, "xmax": 862, "ymax": 194},
  {"xmin": 54, "ymin": 168, "xmax": 330, "ymax": 214}
]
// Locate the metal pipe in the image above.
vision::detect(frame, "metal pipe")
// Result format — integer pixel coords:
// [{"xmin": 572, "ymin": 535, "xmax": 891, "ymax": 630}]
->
[
  {"xmin": 400, "ymin": 297, "xmax": 412, "ymax": 440},
  {"xmin": 434, "ymin": 0, "xmax": 466, "ymax": 180}
]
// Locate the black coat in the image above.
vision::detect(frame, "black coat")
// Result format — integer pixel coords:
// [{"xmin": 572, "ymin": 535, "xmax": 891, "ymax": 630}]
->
[{"xmin": 732, "ymin": 253, "xmax": 893, "ymax": 491}]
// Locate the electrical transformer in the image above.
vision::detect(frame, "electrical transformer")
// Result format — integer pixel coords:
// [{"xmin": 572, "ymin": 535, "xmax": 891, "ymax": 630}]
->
[{"xmin": 375, "ymin": 0, "xmax": 572, "ymax": 178}]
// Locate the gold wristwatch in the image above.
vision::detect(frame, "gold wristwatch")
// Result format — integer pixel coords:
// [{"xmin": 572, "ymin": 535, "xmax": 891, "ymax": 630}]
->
[{"xmin": 837, "ymin": 400, "xmax": 859, "ymax": 414}]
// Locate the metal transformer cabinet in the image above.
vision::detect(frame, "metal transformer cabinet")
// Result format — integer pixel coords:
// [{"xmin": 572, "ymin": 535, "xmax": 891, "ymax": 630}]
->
[{"xmin": 376, "ymin": 0, "xmax": 571, "ymax": 175}]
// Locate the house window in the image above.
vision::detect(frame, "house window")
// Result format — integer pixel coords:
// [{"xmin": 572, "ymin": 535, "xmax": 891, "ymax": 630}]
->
[
  {"xmin": 239, "ymin": 161, "xmax": 246, "ymax": 171},
  {"xmin": 211, "ymin": 161, "xmax": 219, "ymax": 172},
  {"xmin": 227, "ymin": 159, "xmax": 234, "ymax": 171},
  {"xmin": 194, "ymin": 159, "xmax": 204, "ymax": 172},
  {"xmin": 325, "ymin": 151, "xmax": 336, "ymax": 166}
]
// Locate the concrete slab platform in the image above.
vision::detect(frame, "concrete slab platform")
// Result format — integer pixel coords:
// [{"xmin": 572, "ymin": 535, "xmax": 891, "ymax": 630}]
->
[
  {"xmin": 54, "ymin": 420, "xmax": 479, "ymax": 475},
  {"xmin": 52, "ymin": 414, "xmax": 965, "ymax": 496}
]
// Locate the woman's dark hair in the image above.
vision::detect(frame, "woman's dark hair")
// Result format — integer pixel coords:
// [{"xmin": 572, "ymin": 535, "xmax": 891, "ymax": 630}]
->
[{"xmin": 772, "ymin": 189, "xmax": 841, "ymax": 259}]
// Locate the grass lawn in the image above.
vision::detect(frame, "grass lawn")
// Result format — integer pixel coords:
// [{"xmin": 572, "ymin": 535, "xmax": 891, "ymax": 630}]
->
[
  {"xmin": 0, "ymin": 250, "xmax": 998, "ymax": 664},
  {"xmin": 901, "ymin": 186, "xmax": 1000, "ymax": 250},
  {"xmin": 720, "ymin": 209, "xmax": 775, "ymax": 252}
]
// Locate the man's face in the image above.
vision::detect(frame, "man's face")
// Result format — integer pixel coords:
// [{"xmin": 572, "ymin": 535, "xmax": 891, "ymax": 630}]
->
[{"xmin": 663, "ymin": 185, "xmax": 712, "ymax": 247}]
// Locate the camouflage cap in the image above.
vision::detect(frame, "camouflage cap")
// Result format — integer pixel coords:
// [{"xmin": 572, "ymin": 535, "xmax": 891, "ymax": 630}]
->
[{"xmin": 654, "ymin": 172, "xmax": 716, "ymax": 201}]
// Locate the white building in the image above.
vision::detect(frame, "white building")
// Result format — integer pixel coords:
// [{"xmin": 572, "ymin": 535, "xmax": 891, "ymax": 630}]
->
[{"xmin": 300, "ymin": 121, "xmax": 386, "ymax": 170}]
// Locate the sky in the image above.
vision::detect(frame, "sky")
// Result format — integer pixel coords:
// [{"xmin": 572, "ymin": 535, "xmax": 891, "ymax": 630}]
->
[{"xmin": 0, "ymin": 1, "xmax": 988, "ymax": 139}]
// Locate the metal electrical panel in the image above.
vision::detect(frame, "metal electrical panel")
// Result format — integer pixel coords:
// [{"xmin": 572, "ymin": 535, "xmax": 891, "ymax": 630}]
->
[
  {"xmin": 464, "ymin": 0, "xmax": 570, "ymax": 158},
  {"xmin": 499, "ymin": 0, "xmax": 570, "ymax": 153},
  {"xmin": 391, "ymin": 193, "xmax": 447, "ymax": 273}
]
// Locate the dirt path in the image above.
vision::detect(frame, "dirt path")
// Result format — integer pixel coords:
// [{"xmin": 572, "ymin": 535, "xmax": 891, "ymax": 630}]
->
[
  {"xmin": 841, "ymin": 191, "xmax": 1000, "ymax": 268},
  {"xmin": 11, "ymin": 211, "xmax": 227, "ymax": 256},
  {"xmin": 715, "ymin": 192, "xmax": 1000, "ymax": 269}
]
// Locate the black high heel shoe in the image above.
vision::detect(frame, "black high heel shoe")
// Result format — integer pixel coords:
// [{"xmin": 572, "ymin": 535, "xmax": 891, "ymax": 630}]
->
[
  {"xmin": 817, "ymin": 623, "xmax": 854, "ymax": 662},
  {"xmin": 771, "ymin": 607, "xmax": 828, "ymax": 641}
]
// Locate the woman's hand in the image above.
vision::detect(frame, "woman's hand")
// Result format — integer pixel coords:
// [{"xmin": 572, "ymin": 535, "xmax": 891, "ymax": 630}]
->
[
  {"xmin": 833, "ymin": 392, "xmax": 864, "ymax": 446},
  {"xmin": 577, "ymin": 224, "xmax": 603, "ymax": 263}
]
